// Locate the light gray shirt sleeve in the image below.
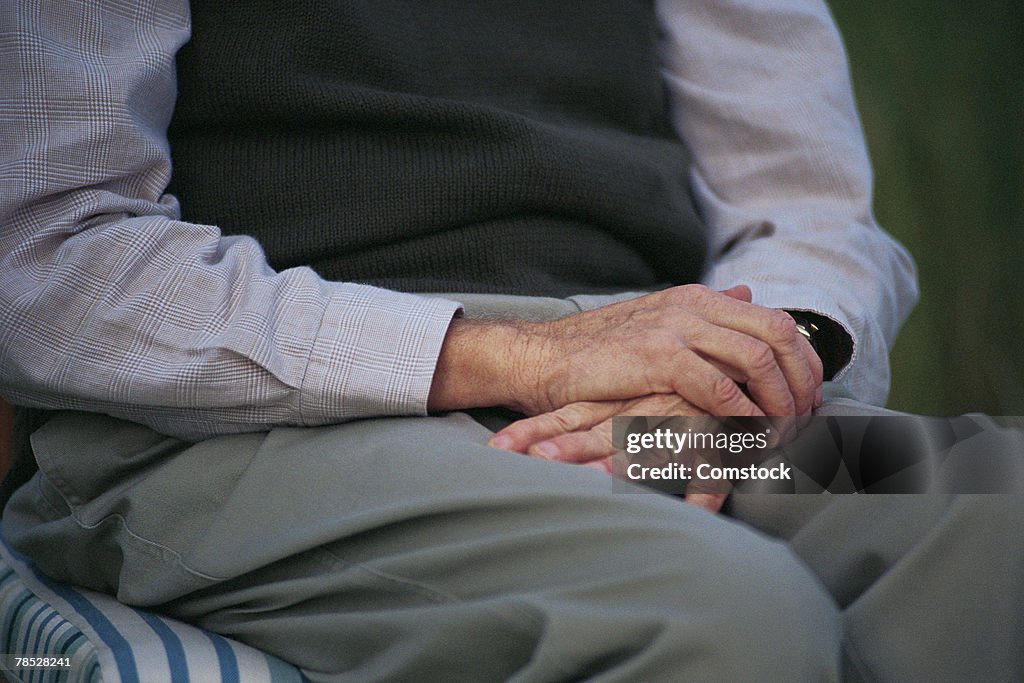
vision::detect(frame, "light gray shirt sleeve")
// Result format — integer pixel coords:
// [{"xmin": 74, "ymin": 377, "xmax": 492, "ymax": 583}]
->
[
  {"xmin": 656, "ymin": 0, "xmax": 919, "ymax": 405},
  {"xmin": 0, "ymin": 1, "xmax": 462, "ymax": 441}
]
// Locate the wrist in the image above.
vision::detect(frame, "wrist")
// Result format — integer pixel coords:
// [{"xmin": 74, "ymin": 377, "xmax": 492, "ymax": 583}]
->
[{"xmin": 427, "ymin": 318, "xmax": 549, "ymax": 414}]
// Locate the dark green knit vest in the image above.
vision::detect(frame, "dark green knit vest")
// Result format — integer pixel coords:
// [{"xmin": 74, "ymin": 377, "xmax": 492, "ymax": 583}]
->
[{"xmin": 167, "ymin": 1, "xmax": 707, "ymax": 296}]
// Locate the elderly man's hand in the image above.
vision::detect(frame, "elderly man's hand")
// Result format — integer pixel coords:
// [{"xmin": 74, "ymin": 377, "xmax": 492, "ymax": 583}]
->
[
  {"xmin": 428, "ymin": 283, "xmax": 823, "ymax": 420},
  {"xmin": 486, "ymin": 393, "xmax": 730, "ymax": 512}
]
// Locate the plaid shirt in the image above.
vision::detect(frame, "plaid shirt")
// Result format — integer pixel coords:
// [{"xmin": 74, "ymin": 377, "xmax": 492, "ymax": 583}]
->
[{"xmin": 0, "ymin": 0, "xmax": 917, "ymax": 440}]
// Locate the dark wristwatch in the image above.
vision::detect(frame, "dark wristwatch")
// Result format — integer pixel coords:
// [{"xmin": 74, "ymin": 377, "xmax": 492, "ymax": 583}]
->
[
  {"xmin": 786, "ymin": 311, "xmax": 849, "ymax": 380},
  {"xmin": 789, "ymin": 314, "xmax": 822, "ymax": 357}
]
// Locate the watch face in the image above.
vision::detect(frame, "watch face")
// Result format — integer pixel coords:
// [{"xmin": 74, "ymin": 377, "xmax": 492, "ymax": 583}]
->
[
  {"xmin": 797, "ymin": 321, "xmax": 819, "ymax": 340},
  {"xmin": 789, "ymin": 314, "xmax": 819, "ymax": 342}
]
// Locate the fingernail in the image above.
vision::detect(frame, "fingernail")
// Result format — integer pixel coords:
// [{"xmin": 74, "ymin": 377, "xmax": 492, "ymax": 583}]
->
[
  {"xmin": 489, "ymin": 435, "xmax": 513, "ymax": 450},
  {"xmin": 815, "ymin": 386, "xmax": 824, "ymax": 408},
  {"xmin": 534, "ymin": 442, "xmax": 560, "ymax": 459}
]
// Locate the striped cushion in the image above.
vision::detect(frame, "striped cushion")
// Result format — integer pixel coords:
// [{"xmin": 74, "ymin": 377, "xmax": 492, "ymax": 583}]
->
[{"xmin": 0, "ymin": 530, "xmax": 307, "ymax": 682}]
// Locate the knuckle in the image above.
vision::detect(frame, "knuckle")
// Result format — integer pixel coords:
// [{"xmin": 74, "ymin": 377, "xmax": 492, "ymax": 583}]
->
[
  {"xmin": 646, "ymin": 328, "xmax": 683, "ymax": 357},
  {"xmin": 557, "ymin": 403, "xmax": 597, "ymax": 432},
  {"xmin": 556, "ymin": 432, "xmax": 606, "ymax": 462},
  {"xmin": 658, "ymin": 286, "xmax": 684, "ymax": 303},
  {"xmin": 711, "ymin": 375, "xmax": 745, "ymax": 411},
  {"xmin": 809, "ymin": 349, "xmax": 825, "ymax": 384},
  {"xmin": 788, "ymin": 383, "xmax": 813, "ymax": 416},
  {"xmin": 583, "ymin": 431, "xmax": 613, "ymax": 459},
  {"xmin": 678, "ymin": 283, "xmax": 711, "ymax": 304},
  {"xmin": 778, "ymin": 394, "xmax": 798, "ymax": 417},
  {"xmin": 745, "ymin": 341, "xmax": 778, "ymax": 376},
  {"xmin": 764, "ymin": 309, "xmax": 798, "ymax": 344},
  {"xmin": 550, "ymin": 410, "xmax": 578, "ymax": 432}
]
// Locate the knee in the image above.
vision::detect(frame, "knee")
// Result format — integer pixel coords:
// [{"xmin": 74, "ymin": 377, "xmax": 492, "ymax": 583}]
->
[
  {"xmin": 647, "ymin": 531, "xmax": 842, "ymax": 681},
  {"xmin": 527, "ymin": 498, "xmax": 842, "ymax": 681},
  {"xmin": 721, "ymin": 538, "xmax": 841, "ymax": 680},
  {"xmin": 572, "ymin": 491, "xmax": 843, "ymax": 679}
]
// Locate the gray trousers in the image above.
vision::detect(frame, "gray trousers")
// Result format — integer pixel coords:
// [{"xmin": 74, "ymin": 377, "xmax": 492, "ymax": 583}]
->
[{"xmin": 4, "ymin": 295, "xmax": 1023, "ymax": 681}]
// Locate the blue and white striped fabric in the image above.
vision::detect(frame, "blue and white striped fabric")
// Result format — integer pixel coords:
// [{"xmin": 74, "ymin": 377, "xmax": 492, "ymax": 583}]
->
[{"xmin": 0, "ymin": 530, "xmax": 308, "ymax": 683}]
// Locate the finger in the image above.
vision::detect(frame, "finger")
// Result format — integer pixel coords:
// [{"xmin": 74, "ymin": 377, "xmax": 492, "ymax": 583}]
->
[
  {"xmin": 624, "ymin": 394, "xmax": 707, "ymax": 421},
  {"xmin": 796, "ymin": 332, "xmax": 825, "ymax": 402},
  {"xmin": 535, "ymin": 394, "xmax": 711, "ymax": 462},
  {"xmin": 684, "ymin": 492, "xmax": 727, "ymax": 513},
  {"xmin": 489, "ymin": 401, "xmax": 624, "ymax": 452},
  {"xmin": 662, "ymin": 287, "xmax": 814, "ymax": 415},
  {"xmin": 767, "ymin": 415, "xmax": 802, "ymax": 446},
  {"xmin": 581, "ymin": 458, "xmax": 613, "ymax": 475},
  {"xmin": 528, "ymin": 422, "xmax": 614, "ymax": 464},
  {"xmin": 531, "ymin": 394, "xmax": 710, "ymax": 462},
  {"xmin": 785, "ymin": 334, "xmax": 821, "ymax": 434},
  {"xmin": 684, "ymin": 319, "xmax": 796, "ymax": 416},
  {"xmin": 670, "ymin": 350, "xmax": 767, "ymax": 417},
  {"xmin": 702, "ymin": 303, "xmax": 818, "ymax": 416},
  {"xmin": 663, "ymin": 330, "xmax": 773, "ymax": 416},
  {"xmin": 672, "ymin": 288, "xmax": 819, "ymax": 415}
]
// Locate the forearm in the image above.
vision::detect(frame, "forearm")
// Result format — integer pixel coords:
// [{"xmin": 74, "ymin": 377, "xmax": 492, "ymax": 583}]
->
[
  {"xmin": 0, "ymin": 1, "xmax": 461, "ymax": 440},
  {"xmin": 1, "ymin": 219, "xmax": 461, "ymax": 441}
]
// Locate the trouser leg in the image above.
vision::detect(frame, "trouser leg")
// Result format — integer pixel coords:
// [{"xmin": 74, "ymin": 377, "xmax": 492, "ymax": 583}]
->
[
  {"xmin": 6, "ymin": 410, "xmax": 841, "ymax": 682},
  {"xmin": 809, "ymin": 495, "xmax": 1022, "ymax": 682},
  {"xmin": 730, "ymin": 394, "xmax": 1024, "ymax": 681},
  {"xmin": 734, "ymin": 493, "xmax": 1024, "ymax": 682}
]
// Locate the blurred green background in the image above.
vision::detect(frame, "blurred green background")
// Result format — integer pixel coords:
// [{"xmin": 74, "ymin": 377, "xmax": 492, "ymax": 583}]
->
[{"xmin": 827, "ymin": 1, "xmax": 1023, "ymax": 415}]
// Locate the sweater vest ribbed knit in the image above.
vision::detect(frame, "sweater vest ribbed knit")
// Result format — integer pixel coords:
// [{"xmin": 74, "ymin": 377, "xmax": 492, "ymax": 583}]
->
[{"xmin": 167, "ymin": 1, "xmax": 707, "ymax": 297}]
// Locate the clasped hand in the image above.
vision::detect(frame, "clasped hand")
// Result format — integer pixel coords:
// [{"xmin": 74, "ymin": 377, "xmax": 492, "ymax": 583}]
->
[{"xmin": 428, "ymin": 284, "xmax": 823, "ymax": 511}]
